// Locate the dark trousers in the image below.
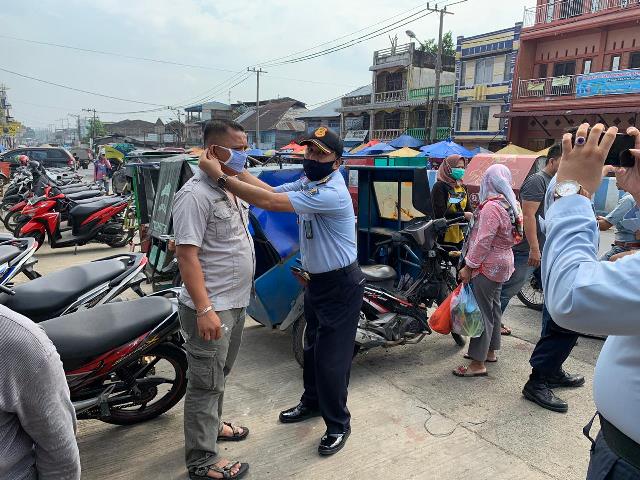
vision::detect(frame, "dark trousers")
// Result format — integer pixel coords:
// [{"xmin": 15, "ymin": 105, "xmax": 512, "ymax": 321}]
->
[
  {"xmin": 587, "ymin": 432, "xmax": 640, "ymax": 479},
  {"xmin": 529, "ymin": 304, "xmax": 579, "ymax": 378},
  {"xmin": 300, "ymin": 263, "xmax": 364, "ymax": 434}
]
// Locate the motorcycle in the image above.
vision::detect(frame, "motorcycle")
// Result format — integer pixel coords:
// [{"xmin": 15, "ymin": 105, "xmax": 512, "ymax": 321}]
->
[
  {"xmin": 37, "ymin": 292, "xmax": 186, "ymax": 425},
  {"xmin": 18, "ymin": 194, "xmax": 135, "ymax": 251},
  {"xmin": 5, "ymin": 185, "xmax": 105, "ymax": 235},
  {"xmin": 0, "ymin": 253, "xmax": 147, "ymax": 323},
  {"xmin": 290, "ymin": 216, "xmax": 467, "ymax": 366},
  {"xmin": 0, "ymin": 235, "xmax": 41, "ymax": 283}
]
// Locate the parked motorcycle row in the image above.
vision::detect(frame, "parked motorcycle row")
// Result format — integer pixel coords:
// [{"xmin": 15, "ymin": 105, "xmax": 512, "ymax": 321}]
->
[
  {"xmin": 0, "ymin": 161, "xmax": 136, "ymax": 250},
  {"xmin": 0, "ymin": 232, "xmax": 187, "ymax": 425}
]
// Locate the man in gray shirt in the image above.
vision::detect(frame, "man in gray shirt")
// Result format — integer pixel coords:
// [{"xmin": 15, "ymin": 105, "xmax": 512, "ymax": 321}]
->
[
  {"xmin": 0, "ymin": 305, "xmax": 81, "ymax": 480},
  {"xmin": 173, "ymin": 120, "xmax": 254, "ymax": 480}
]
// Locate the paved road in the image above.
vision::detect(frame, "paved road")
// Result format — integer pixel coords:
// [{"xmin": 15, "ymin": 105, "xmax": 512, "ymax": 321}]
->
[{"xmin": 28, "ymin": 230, "xmax": 615, "ymax": 480}]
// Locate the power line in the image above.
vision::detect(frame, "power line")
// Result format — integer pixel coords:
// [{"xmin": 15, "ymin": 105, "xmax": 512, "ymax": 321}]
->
[
  {"xmin": 257, "ymin": 2, "xmax": 454, "ymax": 67},
  {"xmin": 256, "ymin": 1, "xmax": 434, "ymax": 66},
  {"xmin": 0, "ymin": 66, "xmax": 168, "ymax": 107},
  {"xmin": 0, "ymin": 34, "xmax": 239, "ymax": 74}
]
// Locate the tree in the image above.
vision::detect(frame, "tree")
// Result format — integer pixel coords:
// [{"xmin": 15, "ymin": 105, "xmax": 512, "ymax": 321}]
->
[
  {"xmin": 419, "ymin": 31, "xmax": 455, "ymax": 57},
  {"xmin": 83, "ymin": 118, "xmax": 106, "ymax": 143}
]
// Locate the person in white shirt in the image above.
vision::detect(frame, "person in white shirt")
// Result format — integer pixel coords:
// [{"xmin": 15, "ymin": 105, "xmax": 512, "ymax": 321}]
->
[{"xmin": 542, "ymin": 122, "xmax": 640, "ymax": 478}]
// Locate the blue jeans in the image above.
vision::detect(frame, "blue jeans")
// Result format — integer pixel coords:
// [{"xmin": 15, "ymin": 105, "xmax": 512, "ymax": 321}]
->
[
  {"xmin": 600, "ymin": 244, "xmax": 630, "ymax": 261},
  {"xmin": 500, "ymin": 249, "xmax": 535, "ymax": 313}
]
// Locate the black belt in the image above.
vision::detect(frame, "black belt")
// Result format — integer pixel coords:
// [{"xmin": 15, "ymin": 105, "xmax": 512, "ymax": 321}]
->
[
  {"xmin": 600, "ymin": 415, "xmax": 640, "ymax": 471},
  {"xmin": 308, "ymin": 262, "xmax": 359, "ymax": 281}
]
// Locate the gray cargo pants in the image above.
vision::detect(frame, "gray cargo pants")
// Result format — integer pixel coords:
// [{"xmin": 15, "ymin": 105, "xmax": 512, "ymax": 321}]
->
[{"xmin": 178, "ymin": 304, "xmax": 246, "ymax": 471}]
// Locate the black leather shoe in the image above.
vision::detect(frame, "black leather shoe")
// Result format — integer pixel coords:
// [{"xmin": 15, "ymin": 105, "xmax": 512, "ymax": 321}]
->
[
  {"xmin": 318, "ymin": 429, "xmax": 351, "ymax": 456},
  {"xmin": 523, "ymin": 380, "xmax": 568, "ymax": 413},
  {"xmin": 545, "ymin": 369, "xmax": 585, "ymax": 389},
  {"xmin": 279, "ymin": 403, "xmax": 320, "ymax": 424}
]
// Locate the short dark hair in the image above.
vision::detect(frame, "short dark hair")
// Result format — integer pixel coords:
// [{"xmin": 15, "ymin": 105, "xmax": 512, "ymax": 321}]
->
[
  {"xmin": 547, "ymin": 143, "xmax": 562, "ymax": 161},
  {"xmin": 203, "ymin": 120, "xmax": 245, "ymax": 147}
]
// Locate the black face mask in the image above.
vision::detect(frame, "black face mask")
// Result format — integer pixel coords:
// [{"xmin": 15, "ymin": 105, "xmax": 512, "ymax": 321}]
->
[{"xmin": 303, "ymin": 158, "xmax": 335, "ymax": 181}]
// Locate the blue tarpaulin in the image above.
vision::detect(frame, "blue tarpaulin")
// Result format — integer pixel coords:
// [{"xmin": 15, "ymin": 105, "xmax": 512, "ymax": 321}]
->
[
  {"xmin": 359, "ymin": 142, "xmax": 395, "ymax": 155},
  {"xmin": 420, "ymin": 140, "xmax": 474, "ymax": 158},
  {"xmin": 389, "ymin": 134, "xmax": 423, "ymax": 149}
]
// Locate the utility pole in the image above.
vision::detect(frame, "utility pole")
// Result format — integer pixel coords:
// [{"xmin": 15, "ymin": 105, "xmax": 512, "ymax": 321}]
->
[
  {"xmin": 426, "ymin": 3, "xmax": 454, "ymax": 144},
  {"xmin": 247, "ymin": 67, "xmax": 267, "ymax": 148},
  {"xmin": 68, "ymin": 114, "xmax": 81, "ymax": 145},
  {"xmin": 82, "ymin": 108, "xmax": 98, "ymax": 149}
]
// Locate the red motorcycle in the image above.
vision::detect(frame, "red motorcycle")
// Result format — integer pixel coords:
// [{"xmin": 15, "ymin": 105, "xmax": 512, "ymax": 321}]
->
[
  {"xmin": 39, "ymin": 292, "xmax": 187, "ymax": 425},
  {"xmin": 18, "ymin": 195, "xmax": 135, "ymax": 250},
  {"xmin": 5, "ymin": 184, "xmax": 104, "ymax": 234}
]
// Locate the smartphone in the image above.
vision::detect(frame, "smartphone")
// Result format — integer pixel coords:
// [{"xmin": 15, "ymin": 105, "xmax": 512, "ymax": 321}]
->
[{"xmin": 571, "ymin": 130, "xmax": 636, "ymax": 167}]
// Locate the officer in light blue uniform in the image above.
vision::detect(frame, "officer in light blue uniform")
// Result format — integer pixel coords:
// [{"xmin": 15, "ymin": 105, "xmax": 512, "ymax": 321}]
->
[{"xmin": 198, "ymin": 126, "xmax": 364, "ymax": 456}]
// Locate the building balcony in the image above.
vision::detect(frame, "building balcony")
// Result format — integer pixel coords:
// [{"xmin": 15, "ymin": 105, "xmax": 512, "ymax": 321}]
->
[
  {"xmin": 523, "ymin": 0, "xmax": 640, "ymax": 28},
  {"xmin": 372, "ymin": 129, "xmax": 405, "ymax": 141},
  {"xmin": 515, "ymin": 69, "xmax": 640, "ymax": 101},
  {"xmin": 405, "ymin": 127, "xmax": 451, "ymax": 141},
  {"xmin": 371, "ymin": 43, "xmax": 455, "ymax": 72},
  {"xmin": 374, "ymin": 90, "xmax": 407, "ymax": 103},
  {"xmin": 408, "ymin": 84, "xmax": 455, "ymax": 100},
  {"xmin": 342, "ymin": 94, "xmax": 371, "ymax": 108}
]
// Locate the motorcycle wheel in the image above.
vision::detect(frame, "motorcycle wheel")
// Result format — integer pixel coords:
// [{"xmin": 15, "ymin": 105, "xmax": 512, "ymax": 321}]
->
[
  {"xmin": 292, "ymin": 315, "xmax": 360, "ymax": 368},
  {"xmin": 99, "ymin": 343, "xmax": 187, "ymax": 425},
  {"xmin": 517, "ymin": 275, "xmax": 544, "ymax": 311},
  {"xmin": 106, "ymin": 230, "xmax": 135, "ymax": 248},
  {"xmin": 3, "ymin": 210, "xmax": 21, "ymax": 232}
]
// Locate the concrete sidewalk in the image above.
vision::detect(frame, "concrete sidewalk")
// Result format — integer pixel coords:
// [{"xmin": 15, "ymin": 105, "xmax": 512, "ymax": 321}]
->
[{"xmin": 27, "ymin": 234, "xmax": 611, "ymax": 480}]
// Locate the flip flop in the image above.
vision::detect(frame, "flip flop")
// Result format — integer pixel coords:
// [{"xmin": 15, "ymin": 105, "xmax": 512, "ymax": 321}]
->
[
  {"xmin": 452, "ymin": 366, "xmax": 488, "ymax": 377},
  {"xmin": 464, "ymin": 353, "xmax": 497, "ymax": 363},
  {"xmin": 501, "ymin": 325, "xmax": 512, "ymax": 336}
]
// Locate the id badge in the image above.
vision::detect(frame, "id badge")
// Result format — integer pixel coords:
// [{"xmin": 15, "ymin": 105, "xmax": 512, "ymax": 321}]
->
[{"xmin": 303, "ymin": 219, "xmax": 313, "ymax": 239}]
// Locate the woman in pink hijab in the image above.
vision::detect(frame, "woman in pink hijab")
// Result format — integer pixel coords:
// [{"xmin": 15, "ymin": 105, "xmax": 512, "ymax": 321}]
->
[{"xmin": 453, "ymin": 164, "xmax": 523, "ymax": 377}]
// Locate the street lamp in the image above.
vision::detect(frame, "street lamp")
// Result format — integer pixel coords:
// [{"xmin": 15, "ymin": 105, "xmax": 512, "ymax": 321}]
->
[{"xmin": 406, "ymin": 30, "xmax": 426, "ymax": 49}]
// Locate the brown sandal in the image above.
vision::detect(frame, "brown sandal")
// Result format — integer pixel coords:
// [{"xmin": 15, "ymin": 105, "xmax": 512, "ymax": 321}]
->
[
  {"xmin": 217, "ymin": 422, "xmax": 249, "ymax": 442},
  {"xmin": 190, "ymin": 461, "xmax": 249, "ymax": 479}
]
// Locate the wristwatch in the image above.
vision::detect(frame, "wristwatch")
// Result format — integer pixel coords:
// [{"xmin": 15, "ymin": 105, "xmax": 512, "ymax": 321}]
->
[
  {"xmin": 554, "ymin": 180, "xmax": 590, "ymax": 199},
  {"xmin": 217, "ymin": 173, "xmax": 229, "ymax": 190}
]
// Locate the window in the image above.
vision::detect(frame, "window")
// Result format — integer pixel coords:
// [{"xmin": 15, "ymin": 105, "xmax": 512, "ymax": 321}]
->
[
  {"xmin": 470, "ymin": 106, "xmax": 489, "ymax": 131},
  {"xmin": 539, "ymin": 63, "xmax": 548, "ymax": 78},
  {"xmin": 504, "ymin": 54, "xmax": 511, "ymax": 81},
  {"xmin": 384, "ymin": 72, "xmax": 403, "ymax": 91},
  {"xmin": 474, "ymin": 57, "xmax": 494, "ymax": 85},
  {"xmin": 611, "ymin": 55, "xmax": 621, "ymax": 71},
  {"xmin": 630, "ymin": 52, "xmax": 640, "ymax": 69},
  {"xmin": 460, "ymin": 61, "xmax": 467, "ymax": 86},
  {"xmin": 553, "ymin": 61, "xmax": 576, "ymax": 77},
  {"xmin": 383, "ymin": 111, "xmax": 401, "ymax": 129},
  {"xmin": 583, "ymin": 59, "xmax": 592, "ymax": 74},
  {"xmin": 328, "ymin": 119, "xmax": 340, "ymax": 129}
]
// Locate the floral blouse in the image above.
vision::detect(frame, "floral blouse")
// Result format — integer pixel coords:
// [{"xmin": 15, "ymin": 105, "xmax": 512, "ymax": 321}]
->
[{"xmin": 465, "ymin": 199, "xmax": 518, "ymax": 283}]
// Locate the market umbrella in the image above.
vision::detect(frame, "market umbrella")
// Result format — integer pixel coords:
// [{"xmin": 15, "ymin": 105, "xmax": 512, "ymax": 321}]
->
[
  {"xmin": 495, "ymin": 143, "xmax": 535, "ymax": 155},
  {"xmin": 535, "ymin": 146, "xmax": 550, "ymax": 156},
  {"xmin": 279, "ymin": 142, "xmax": 305, "ymax": 153},
  {"xmin": 359, "ymin": 142, "xmax": 395, "ymax": 155},
  {"xmin": 471, "ymin": 146, "xmax": 493, "ymax": 155},
  {"xmin": 388, "ymin": 146, "xmax": 421, "ymax": 157},
  {"xmin": 389, "ymin": 134, "xmax": 423, "ymax": 149},
  {"xmin": 420, "ymin": 140, "xmax": 474, "ymax": 158},
  {"xmin": 350, "ymin": 139, "xmax": 380, "ymax": 154}
]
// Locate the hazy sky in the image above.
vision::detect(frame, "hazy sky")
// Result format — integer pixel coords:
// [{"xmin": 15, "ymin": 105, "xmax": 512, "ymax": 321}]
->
[{"xmin": 1, "ymin": 0, "xmax": 529, "ymax": 130}]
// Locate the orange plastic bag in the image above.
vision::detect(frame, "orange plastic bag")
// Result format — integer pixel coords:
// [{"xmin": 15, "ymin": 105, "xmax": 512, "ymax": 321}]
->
[{"xmin": 428, "ymin": 284, "xmax": 462, "ymax": 334}]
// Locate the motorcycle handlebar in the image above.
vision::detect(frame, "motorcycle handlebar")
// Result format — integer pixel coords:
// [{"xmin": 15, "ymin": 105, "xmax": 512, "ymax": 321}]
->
[{"xmin": 445, "ymin": 215, "xmax": 467, "ymax": 226}]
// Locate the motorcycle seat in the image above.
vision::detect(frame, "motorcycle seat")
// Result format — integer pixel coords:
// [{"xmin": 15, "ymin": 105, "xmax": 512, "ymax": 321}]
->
[
  {"xmin": 0, "ymin": 259, "xmax": 127, "ymax": 323},
  {"xmin": 57, "ymin": 186, "xmax": 90, "ymax": 195},
  {"xmin": 71, "ymin": 195, "xmax": 111, "ymax": 205},
  {"xmin": 40, "ymin": 297, "xmax": 174, "ymax": 371},
  {"xmin": 0, "ymin": 245, "xmax": 22, "ymax": 265},
  {"xmin": 360, "ymin": 264, "xmax": 397, "ymax": 283},
  {"xmin": 65, "ymin": 190, "xmax": 103, "ymax": 201},
  {"xmin": 69, "ymin": 196, "xmax": 126, "ymax": 220}
]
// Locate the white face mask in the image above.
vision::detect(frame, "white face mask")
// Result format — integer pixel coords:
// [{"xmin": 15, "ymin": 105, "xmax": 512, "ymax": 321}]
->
[{"xmin": 211, "ymin": 146, "xmax": 249, "ymax": 173}]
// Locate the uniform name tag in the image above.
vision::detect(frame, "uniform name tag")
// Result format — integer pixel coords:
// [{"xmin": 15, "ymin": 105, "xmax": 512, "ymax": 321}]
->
[{"xmin": 303, "ymin": 220, "xmax": 313, "ymax": 239}]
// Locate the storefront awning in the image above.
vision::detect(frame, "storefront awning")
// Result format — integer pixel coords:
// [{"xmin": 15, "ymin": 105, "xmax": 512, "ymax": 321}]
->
[{"xmin": 495, "ymin": 106, "xmax": 640, "ymax": 118}]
